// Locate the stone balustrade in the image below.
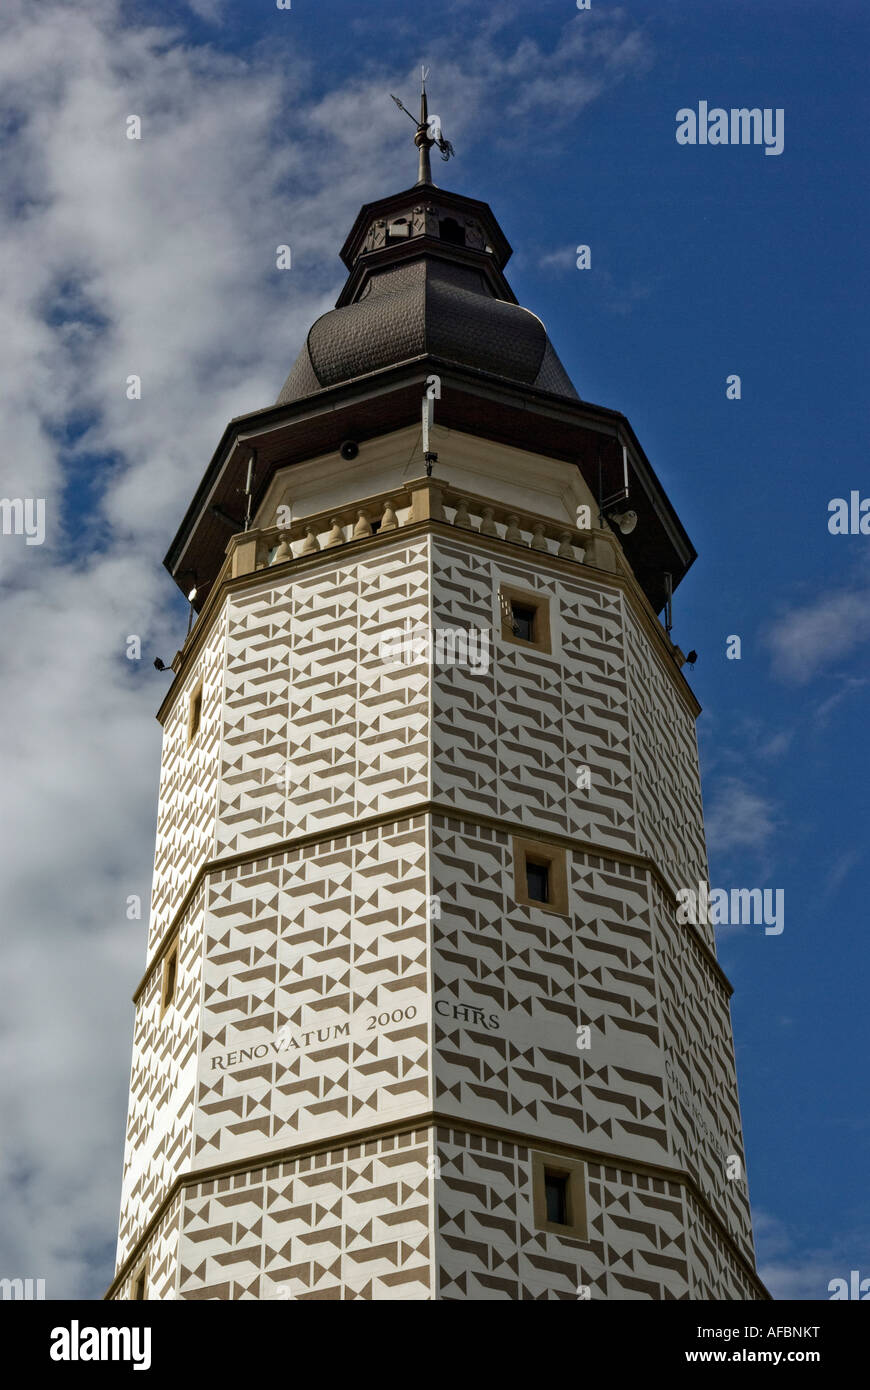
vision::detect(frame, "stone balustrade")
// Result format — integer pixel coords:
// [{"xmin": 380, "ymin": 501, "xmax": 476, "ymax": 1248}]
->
[
  {"xmin": 438, "ymin": 489, "xmax": 591, "ymax": 563},
  {"xmin": 225, "ymin": 477, "xmax": 596, "ymax": 575}
]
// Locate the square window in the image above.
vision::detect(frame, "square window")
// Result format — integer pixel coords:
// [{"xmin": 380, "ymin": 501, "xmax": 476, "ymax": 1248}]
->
[
  {"xmin": 499, "ymin": 586, "xmax": 551, "ymax": 654},
  {"xmin": 532, "ymin": 1153, "xmax": 588, "ymax": 1240},
  {"xmin": 513, "ymin": 838, "xmax": 570, "ymax": 916},
  {"xmin": 525, "ymin": 860, "xmax": 550, "ymax": 904}
]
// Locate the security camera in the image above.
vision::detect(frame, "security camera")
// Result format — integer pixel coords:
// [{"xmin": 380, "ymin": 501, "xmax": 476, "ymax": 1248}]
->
[{"xmin": 340, "ymin": 440, "xmax": 359, "ymax": 461}]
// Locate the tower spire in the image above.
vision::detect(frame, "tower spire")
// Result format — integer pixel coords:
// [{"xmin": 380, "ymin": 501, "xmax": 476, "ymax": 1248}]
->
[{"xmin": 390, "ymin": 67, "xmax": 455, "ymax": 188}]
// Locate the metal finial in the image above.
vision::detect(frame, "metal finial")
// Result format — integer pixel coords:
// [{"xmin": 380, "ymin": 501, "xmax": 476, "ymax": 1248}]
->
[{"xmin": 389, "ymin": 71, "xmax": 455, "ymax": 187}]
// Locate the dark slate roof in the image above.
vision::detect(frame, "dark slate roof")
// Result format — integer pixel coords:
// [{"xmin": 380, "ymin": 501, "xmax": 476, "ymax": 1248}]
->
[{"xmin": 276, "ymin": 188, "xmax": 579, "ymax": 406}]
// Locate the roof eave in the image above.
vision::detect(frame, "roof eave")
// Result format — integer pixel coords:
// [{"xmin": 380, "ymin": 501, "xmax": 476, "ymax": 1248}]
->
[{"xmin": 163, "ymin": 358, "xmax": 695, "ymax": 615}]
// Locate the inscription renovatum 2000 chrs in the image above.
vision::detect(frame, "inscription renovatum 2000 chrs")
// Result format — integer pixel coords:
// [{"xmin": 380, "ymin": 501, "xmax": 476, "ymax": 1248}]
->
[{"xmin": 208, "ymin": 999, "xmax": 502, "ymax": 1074}]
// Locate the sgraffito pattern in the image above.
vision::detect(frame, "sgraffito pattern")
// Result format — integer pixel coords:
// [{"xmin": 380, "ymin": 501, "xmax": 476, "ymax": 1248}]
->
[
  {"xmin": 432, "ymin": 538, "xmax": 636, "ymax": 853},
  {"xmin": 116, "ymin": 888, "xmax": 204, "ymax": 1268},
  {"xmin": 148, "ymin": 615, "xmax": 227, "ymax": 959},
  {"xmin": 114, "ymin": 521, "xmax": 763, "ymax": 1300},
  {"xmin": 194, "ymin": 824, "xmax": 430, "ymax": 1167},
  {"xmin": 175, "ymin": 1132, "xmax": 432, "ymax": 1300}
]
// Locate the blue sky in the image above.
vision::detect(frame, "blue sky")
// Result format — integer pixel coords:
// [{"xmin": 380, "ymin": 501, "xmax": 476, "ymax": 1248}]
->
[{"xmin": 1, "ymin": 0, "xmax": 867, "ymax": 1299}]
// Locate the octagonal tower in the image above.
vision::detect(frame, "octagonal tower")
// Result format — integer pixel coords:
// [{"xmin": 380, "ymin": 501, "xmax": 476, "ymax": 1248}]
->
[{"xmin": 109, "ymin": 101, "xmax": 766, "ymax": 1302}]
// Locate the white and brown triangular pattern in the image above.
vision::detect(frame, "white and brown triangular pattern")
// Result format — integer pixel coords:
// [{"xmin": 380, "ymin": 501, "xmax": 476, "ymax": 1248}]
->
[
  {"xmin": 431, "ymin": 819, "xmax": 669, "ymax": 1167},
  {"xmin": 435, "ymin": 1127, "xmax": 761, "ymax": 1300},
  {"xmin": 193, "ymin": 825, "xmax": 429, "ymax": 1167},
  {"xmin": 623, "ymin": 606, "xmax": 710, "ymax": 919},
  {"xmin": 436, "ymin": 1129, "xmax": 684, "ymax": 1300},
  {"xmin": 114, "ymin": 512, "xmax": 764, "ymax": 1300},
  {"xmin": 430, "ymin": 816, "xmax": 754, "ymax": 1265},
  {"xmin": 216, "ymin": 543, "xmax": 429, "ymax": 858},
  {"xmin": 116, "ymin": 889, "xmax": 204, "ymax": 1268},
  {"xmin": 650, "ymin": 876, "xmax": 755, "ymax": 1259},
  {"xmin": 114, "ymin": 1122, "xmax": 760, "ymax": 1300},
  {"xmin": 432, "ymin": 538, "xmax": 635, "ymax": 851},
  {"xmin": 148, "ymin": 614, "xmax": 227, "ymax": 960},
  {"xmin": 176, "ymin": 1134, "xmax": 431, "ymax": 1300},
  {"xmin": 685, "ymin": 1189, "xmax": 760, "ymax": 1300},
  {"xmin": 113, "ymin": 1193, "xmax": 183, "ymax": 1301}
]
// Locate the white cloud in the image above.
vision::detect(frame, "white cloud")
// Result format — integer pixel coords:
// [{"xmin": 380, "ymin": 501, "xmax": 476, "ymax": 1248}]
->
[
  {"xmin": 757, "ymin": 729, "xmax": 793, "ymax": 761},
  {"xmin": 753, "ymin": 1208, "xmax": 865, "ymax": 1302},
  {"xmin": 705, "ymin": 778, "xmax": 778, "ymax": 856},
  {"xmin": 185, "ymin": 0, "xmax": 225, "ymax": 22},
  {"xmin": 760, "ymin": 1258, "xmax": 837, "ymax": 1301},
  {"xmin": 825, "ymin": 847, "xmax": 863, "ymax": 895},
  {"xmin": 766, "ymin": 582, "xmax": 870, "ymax": 684},
  {"xmin": 813, "ymin": 675, "xmax": 870, "ymax": 724},
  {"xmin": 538, "ymin": 246, "xmax": 577, "ymax": 271}
]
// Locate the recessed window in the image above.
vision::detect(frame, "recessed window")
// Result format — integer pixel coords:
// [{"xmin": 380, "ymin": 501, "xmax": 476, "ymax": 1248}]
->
[
  {"xmin": 187, "ymin": 679, "xmax": 203, "ymax": 746},
  {"xmin": 513, "ymin": 838, "xmax": 570, "ymax": 915},
  {"xmin": 525, "ymin": 860, "xmax": 550, "ymax": 904},
  {"xmin": 511, "ymin": 603, "xmax": 537, "ymax": 642},
  {"xmin": 161, "ymin": 943, "xmax": 178, "ymax": 1017},
  {"xmin": 499, "ymin": 586, "xmax": 551, "ymax": 654},
  {"xmin": 532, "ymin": 1154, "xmax": 588, "ymax": 1240},
  {"xmin": 132, "ymin": 1264, "xmax": 147, "ymax": 1301},
  {"xmin": 544, "ymin": 1172, "xmax": 569, "ymax": 1226}
]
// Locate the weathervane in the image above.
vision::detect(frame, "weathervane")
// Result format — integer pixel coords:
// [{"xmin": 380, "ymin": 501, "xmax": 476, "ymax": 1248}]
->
[{"xmin": 390, "ymin": 66, "xmax": 455, "ymax": 186}]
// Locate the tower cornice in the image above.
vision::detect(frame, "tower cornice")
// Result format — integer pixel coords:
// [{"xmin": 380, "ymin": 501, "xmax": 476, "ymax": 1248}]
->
[{"xmin": 163, "ymin": 362, "xmax": 696, "ymax": 620}]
